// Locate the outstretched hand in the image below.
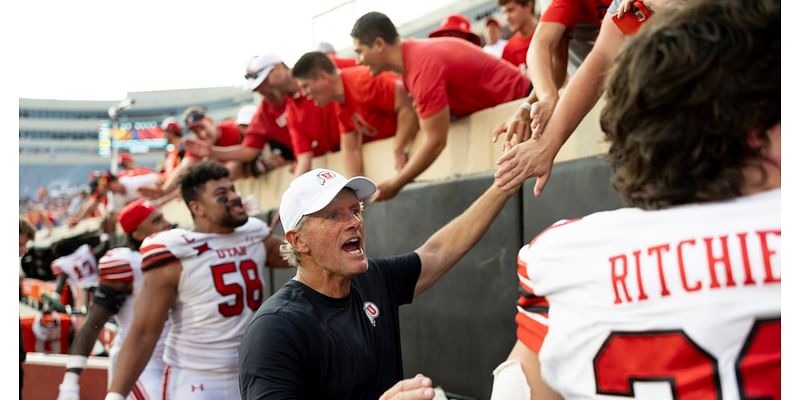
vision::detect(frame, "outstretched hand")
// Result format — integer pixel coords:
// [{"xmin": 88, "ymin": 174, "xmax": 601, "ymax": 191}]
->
[
  {"xmin": 492, "ymin": 106, "xmax": 532, "ymax": 151},
  {"xmin": 372, "ymin": 179, "xmax": 402, "ymax": 203},
  {"xmin": 495, "ymin": 138, "xmax": 556, "ymax": 197},
  {"xmin": 184, "ymin": 137, "xmax": 211, "ymax": 158},
  {"xmin": 529, "ymin": 95, "xmax": 558, "ymax": 141},
  {"xmin": 379, "ymin": 374, "xmax": 435, "ymax": 400}
]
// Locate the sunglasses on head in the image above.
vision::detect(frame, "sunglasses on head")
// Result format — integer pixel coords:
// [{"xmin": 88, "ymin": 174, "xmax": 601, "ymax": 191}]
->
[
  {"xmin": 184, "ymin": 110, "xmax": 205, "ymax": 127},
  {"xmin": 244, "ymin": 66, "xmax": 269, "ymax": 81}
]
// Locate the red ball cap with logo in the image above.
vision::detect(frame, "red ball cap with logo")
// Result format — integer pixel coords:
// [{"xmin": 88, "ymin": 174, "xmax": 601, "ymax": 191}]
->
[{"xmin": 118, "ymin": 199, "xmax": 157, "ymax": 234}]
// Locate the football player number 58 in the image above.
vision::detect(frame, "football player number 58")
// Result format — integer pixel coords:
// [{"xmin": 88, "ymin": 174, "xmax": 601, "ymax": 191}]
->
[
  {"xmin": 593, "ymin": 318, "xmax": 779, "ymax": 399},
  {"xmin": 211, "ymin": 260, "xmax": 263, "ymax": 317}
]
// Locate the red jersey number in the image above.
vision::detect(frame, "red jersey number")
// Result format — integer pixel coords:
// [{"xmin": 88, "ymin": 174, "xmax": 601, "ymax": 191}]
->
[
  {"xmin": 72, "ymin": 261, "xmax": 95, "ymax": 280},
  {"xmin": 211, "ymin": 260, "xmax": 263, "ymax": 317},
  {"xmin": 594, "ymin": 319, "xmax": 780, "ymax": 399}
]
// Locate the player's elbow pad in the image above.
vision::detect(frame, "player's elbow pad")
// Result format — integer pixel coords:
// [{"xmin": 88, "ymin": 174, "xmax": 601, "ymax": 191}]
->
[{"xmin": 92, "ymin": 284, "xmax": 128, "ymax": 314}]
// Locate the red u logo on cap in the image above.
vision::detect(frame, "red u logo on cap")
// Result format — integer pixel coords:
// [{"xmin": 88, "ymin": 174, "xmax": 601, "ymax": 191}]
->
[{"xmin": 317, "ymin": 171, "xmax": 336, "ymax": 185}]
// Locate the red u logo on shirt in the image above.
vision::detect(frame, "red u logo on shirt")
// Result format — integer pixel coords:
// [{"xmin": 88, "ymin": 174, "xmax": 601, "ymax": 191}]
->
[
  {"xmin": 363, "ymin": 301, "xmax": 380, "ymax": 327},
  {"xmin": 351, "ymin": 113, "xmax": 378, "ymax": 137}
]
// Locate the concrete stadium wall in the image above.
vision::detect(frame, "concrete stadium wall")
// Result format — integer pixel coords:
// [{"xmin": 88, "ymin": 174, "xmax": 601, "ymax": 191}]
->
[
  {"xmin": 156, "ymin": 94, "xmax": 609, "ymax": 229},
  {"xmin": 364, "ymin": 172, "xmax": 520, "ymax": 399}
]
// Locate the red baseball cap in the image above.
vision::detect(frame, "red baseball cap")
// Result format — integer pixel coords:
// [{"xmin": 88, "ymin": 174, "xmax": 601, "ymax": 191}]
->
[
  {"xmin": 161, "ymin": 117, "xmax": 182, "ymax": 136},
  {"xmin": 118, "ymin": 199, "xmax": 157, "ymax": 234},
  {"xmin": 429, "ymin": 14, "xmax": 482, "ymax": 47},
  {"xmin": 119, "ymin": 153, "xmax": 134, "ymax": 164},
  {"xmin": 486, "ymin": 17, "xmax": 501, "ymax": 27}
]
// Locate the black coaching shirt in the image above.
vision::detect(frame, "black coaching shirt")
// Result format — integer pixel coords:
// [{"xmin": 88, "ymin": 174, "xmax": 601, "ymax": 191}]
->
[{"xmin": 239, "ymin": 252, "xmax": 422, "ymax": 400}]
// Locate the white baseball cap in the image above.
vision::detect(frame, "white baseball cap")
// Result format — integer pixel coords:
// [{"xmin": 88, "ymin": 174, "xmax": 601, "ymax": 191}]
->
[
  {"xmin": 279, "ymin": 168, "xmax": 377, "ymax": 232},
  {"xmin": 244, "ymin": 53, "xmax": 283, "ymax": 91},
  {"xmin": 236, "ymin": 105, "xmax": 258, "ymax": 126},
  {"xmin": 317, "ymin": 41, "xmax": 335, "ymax": 53}
]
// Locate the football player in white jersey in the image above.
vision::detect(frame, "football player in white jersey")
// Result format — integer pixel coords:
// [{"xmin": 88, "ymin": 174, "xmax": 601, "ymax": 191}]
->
[
  {"xmin": 50, "ymin": 242, "xmax": 103, "ymax": 311},
  {"xmin": 490, "ymin": 0, "xmax": 780, "ymax": 399},
  {"xmin": 106, "ymin": 160, "xmax": 289, "ymax": 400},
  {"xmin": 58, "ymin": 199, "xmax": 173, "ymax": 400}
]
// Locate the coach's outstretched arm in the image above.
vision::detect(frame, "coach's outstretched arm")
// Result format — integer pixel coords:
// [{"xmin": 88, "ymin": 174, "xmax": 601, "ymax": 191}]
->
[
  {"xmin": 106, "ymin": 261, "xmax": 179, "ymax": 399},
  {"xmin": 413, "ymin": 180, "xmax": 516, "ymax": 296}
]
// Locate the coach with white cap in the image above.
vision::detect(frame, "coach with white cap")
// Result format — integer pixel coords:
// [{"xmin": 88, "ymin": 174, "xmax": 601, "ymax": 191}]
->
[{"xmin": 239, "ymin": 168, "xmax": 517, "ymax": 399}]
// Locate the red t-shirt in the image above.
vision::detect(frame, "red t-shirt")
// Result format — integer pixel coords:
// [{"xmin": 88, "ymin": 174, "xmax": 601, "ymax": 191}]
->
[
  {"xmin": 541, "ymin": 0, "xmax": 610, "ymax": 29},
  {"xmin": 185, "ymin": 119, "xmax": 241, "ymax": 159},
  {"xmin": 402, "ymin": 38, "xmax": 531, "ymax": 118},
  {"xmin": 502, "ymin": 32, "xmax": 533, "ymax": 68},
  {"xmin": 285, "ymin": 95, "xmax": 340, "ymax": 157},
  {"xmin": 337, "ymin": 66, "xmax": 398, "ymax": 143},
  {"xmin": 242, "ymin": 99, "xmax": 293, "ymax": 153},
  {"xmin": 332, "ymin": 56, "xmax": 358, "ymax": 69}
]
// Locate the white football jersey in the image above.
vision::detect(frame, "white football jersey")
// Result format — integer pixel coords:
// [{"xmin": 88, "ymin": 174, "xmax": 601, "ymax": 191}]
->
[
  {"xmin": 517, "ymin": 189, "xmax": 780, "ymax": 399},
  {"xmin": 51, "ymin": 244, "xmax": 99, "ymax": 290},
  {"xmin": 139, "ymin": 217, "xmax": 269, "ymax": 372},
  {"xmin": 98, "ymin": 247, "xmax": 168, "ymax": 366}
]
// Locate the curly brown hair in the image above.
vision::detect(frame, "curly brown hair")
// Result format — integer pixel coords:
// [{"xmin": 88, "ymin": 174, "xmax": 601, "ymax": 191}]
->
[{"xmin": 600, "ymin": 0, "xmax": 779, "ymax": 210}]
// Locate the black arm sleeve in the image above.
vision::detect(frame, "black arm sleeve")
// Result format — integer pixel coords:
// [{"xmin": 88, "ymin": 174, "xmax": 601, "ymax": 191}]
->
[{"xmin": 92, "ymin": 283, "xmax": 129, "ymax": 314}]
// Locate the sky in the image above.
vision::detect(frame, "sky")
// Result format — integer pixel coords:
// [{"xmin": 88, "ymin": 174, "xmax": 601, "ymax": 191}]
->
[{"xmin": 11, "ymin": 0, "xmax": 450, "ymax": 101}]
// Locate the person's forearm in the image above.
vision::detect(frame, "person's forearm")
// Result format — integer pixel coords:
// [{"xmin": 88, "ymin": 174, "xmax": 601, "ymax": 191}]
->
[
  {"xmin": 73, "ymin": 199, "xmax": 98, "ymax": 222},
  {"xmin": 529, "ymin": 38, "xmax": 561, "ymax": 101},
  {"xmin": 162, "ymin": 158, "xmax": 195, "ymax": 193},
  {"xmin": 66, "ymin": 303, "xmax": 115, "ymax": 372},
  {"xmin": 153, "ymin": 187, "xmax": 181, "ymax": 207},
  {"xmin": 415, "ymin": 183, "xmax": 513, "ymax": 295},
  {"xmin": 540, "ymin": 29, "xmax": 617, "ymax": 151},
  {"xmin": 394, "ymin": 105, "xmax": 419, "ymax": 152},
  {"xmin": 343, "ymin": 145, "xmax": 363, "ymax": 178},
  {"xmin": 392, "ymin": 131, "xmax": 446, "ymax": 188},
  {"xmin": 108, "ymin": 266, "xmax": 175, "ymax": 396},
  {"xmin": 293, "ymin": 152, "xmax": 313, "ymax": 178},
  {"xmin": 210, "ymin": 145, "xmax": 260, "ymax": 162},
  {"xmin": 524, "ymin": 89, "xmax": 538, "ymax": 105},
  {"xmin": 543, "ymin": 62, "xmax": 605, "ymax": 149}
]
